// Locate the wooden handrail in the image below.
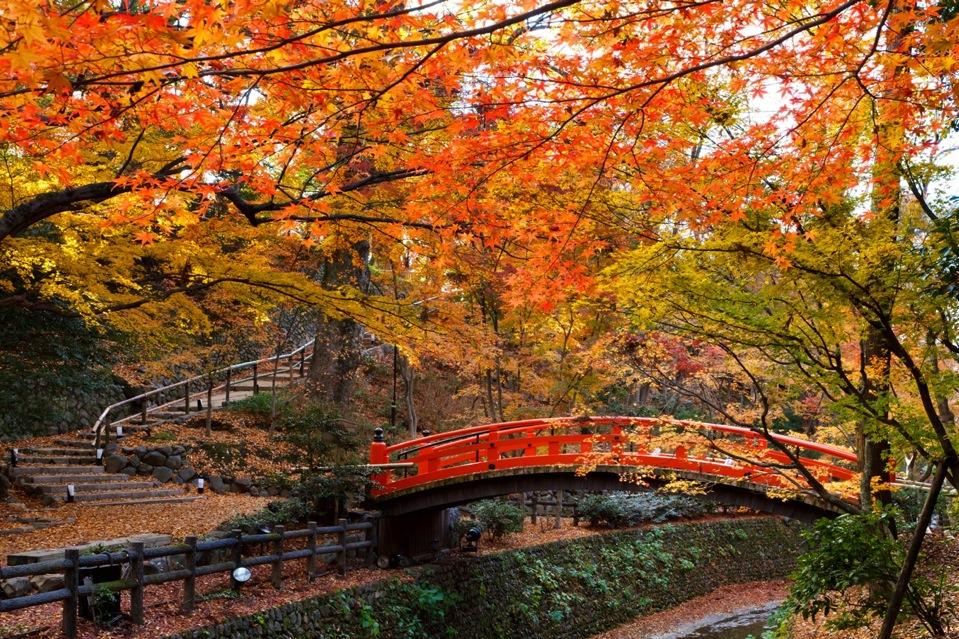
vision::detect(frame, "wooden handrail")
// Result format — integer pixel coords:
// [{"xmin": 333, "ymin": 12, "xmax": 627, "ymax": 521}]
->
[{"xmin": 91, "ymin": 339, "xmax": 315, "ymax": 448}]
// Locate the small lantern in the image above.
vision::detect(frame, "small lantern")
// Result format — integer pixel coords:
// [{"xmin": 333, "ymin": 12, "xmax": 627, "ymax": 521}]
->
[
  {"xmin": 96, "ymin": 448, "xmax": 104, "ymax": 465},
  {"xmin": 197, "ymin": 478, "xmax": 205, "ymax": 494},
  {"xmin": 66, "ymin": 484, "xmax": 76, "ymax": 503}
]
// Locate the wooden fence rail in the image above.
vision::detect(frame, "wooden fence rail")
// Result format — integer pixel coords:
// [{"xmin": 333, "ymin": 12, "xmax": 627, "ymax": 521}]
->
[{"xmin": 0, "ymin": 520, "xmax": 375, "ymax": 639}]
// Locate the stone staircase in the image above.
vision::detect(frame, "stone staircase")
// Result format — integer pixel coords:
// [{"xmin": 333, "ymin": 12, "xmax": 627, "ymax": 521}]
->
[
  {"xmin": 5, "ymin": 341, "xmax": 314, "ymax": 508},
  {"xmin": 10, "ymin": 434, "xmax": 199, "ymax": 507}
]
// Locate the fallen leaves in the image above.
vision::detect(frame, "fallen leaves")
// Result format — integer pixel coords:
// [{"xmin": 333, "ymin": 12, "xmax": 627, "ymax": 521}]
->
[{"xmin": 0, "ymin": 492, "xmax": 275, "ymax": 563}]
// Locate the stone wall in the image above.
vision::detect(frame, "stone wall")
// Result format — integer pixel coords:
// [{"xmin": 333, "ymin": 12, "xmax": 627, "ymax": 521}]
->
[
  {"xmin": 104, "ymin": 446, "xmax": 289, "ymax": 497},
  {"xmin": 105, "ymin": 445, "xmax": 197, "ymax": 485},
  {"xmin": 165, "ymin": 516, "xmax": 805, "ymax": 639}
]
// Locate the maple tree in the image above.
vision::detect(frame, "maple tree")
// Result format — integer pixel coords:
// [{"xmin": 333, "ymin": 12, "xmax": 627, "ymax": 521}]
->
[{"xmin": 3, "ymin": 0, "xmax": 959, "ymax": 630}]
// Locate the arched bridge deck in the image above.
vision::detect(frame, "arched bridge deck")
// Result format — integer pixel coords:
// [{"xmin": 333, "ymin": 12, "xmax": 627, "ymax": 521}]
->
[{"xmin": 368, "ymin": 416, "xmax": 864, "ymax": 521}]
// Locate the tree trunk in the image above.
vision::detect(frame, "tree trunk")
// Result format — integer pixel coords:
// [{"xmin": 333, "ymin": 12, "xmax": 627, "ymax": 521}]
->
[
  {"xmin": 400, "ymin": 355, "xmax": 418, "ymax": 436},
  {"xmin": 307, "ymin": 240, "xmax": 371, "ymax": 408}
]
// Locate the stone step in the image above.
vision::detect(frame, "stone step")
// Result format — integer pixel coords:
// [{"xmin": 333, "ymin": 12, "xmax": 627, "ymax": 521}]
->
[
  {"xmin": 20, "ymin": 473, "xmax": 122, "ymax": 484},
  {"xmin": 32, "ymin": 481, "xmax": 155, "ymax": 493},
  {"xmin": 15, "ymin": 455, "xmax": 99, "ymax": 465},
  {"xmin": 69, "ymin": 488, "xmax": 184, "ymax": 502},
  {"xmin": 10, "ymin": 465, "xmax": 105, "ymax": 477},
  {"xmin": 18, "ymin": 447, "xmax": 97, "ymax": 456},
  {"xmin": 85, "ymin": 496, "xmax": 200, "ymax": 507},
  {"xmin": 230, "ymin": 383, "xmax": 292, "ymax": 392},
  {"xmin": 53, "ymin": 439, "xmax": 98, "ymax": 448}
]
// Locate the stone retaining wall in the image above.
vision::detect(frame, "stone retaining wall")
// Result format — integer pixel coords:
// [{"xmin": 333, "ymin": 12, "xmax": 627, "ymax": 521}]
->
[
  {"xmin": 105, "ymin": 445, "xmax": 197, "ymax": 484},
  {"xmin": 104, "ymin": 446, "xmax": 290, "ymax": 497},
  {"xmin": 165, "ymin": 516, "xmax": 805, "ymax": 639}
]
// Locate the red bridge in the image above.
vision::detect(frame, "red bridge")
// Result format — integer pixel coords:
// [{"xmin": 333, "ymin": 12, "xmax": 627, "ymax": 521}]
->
[{"xmin": 369, "ymin": 415, "xmax": 862, "ymax": 522}]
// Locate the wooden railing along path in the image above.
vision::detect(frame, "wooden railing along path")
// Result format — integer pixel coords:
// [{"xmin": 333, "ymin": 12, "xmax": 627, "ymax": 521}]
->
[
  {"xmin": 0, "ymin": 519, "xmax": 374, "ymax": 638},
  {"xmin": 92, "ymin": 339, "xmax": 316, "ymax": 449}
]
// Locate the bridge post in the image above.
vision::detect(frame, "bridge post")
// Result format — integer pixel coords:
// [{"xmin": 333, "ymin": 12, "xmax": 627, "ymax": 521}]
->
[
  {"xmin": 487, "ymin": 429, "xmax": 499, "ymax": 465},
  {"xmin": 370, "ymin": 428, "xmax": 391, "ymax": 488}
]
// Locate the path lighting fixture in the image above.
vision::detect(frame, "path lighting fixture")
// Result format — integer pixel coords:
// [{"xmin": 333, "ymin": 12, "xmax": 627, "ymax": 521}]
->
[
  {"xmin": 196, "ymin": 478, "xmax": 205, "ymax": 494},
  {"xmin": 96, "ymin": 449, "xmax": 104, "ymax": 465},
  {"xmin": 66, "ymin": 484, "xmax": 76, "ymax": 503},
  {"xmin": 10, "ymin": 448, "xmax": 17, "ymax": 468},
  {"xmin": 462, "ymin": 526, "xmax": 481, "ymax": 553},
  {"xmin": 115, "ymin": 425, "xmax": 123, "ymax": 439},
  {"xmin": 231, "ymin": 566, "xmax": 252, "ymax": 589}
]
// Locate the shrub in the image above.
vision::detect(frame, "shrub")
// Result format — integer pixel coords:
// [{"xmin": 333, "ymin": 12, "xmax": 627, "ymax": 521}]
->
[
  {"xmin": 892, "ymin": 485, "xmax": 953, "ymax": 531},
  {"xmin": 279, "ymin": 401, "xmax": 360, "ymax": 464},
  {"xmin": 219, "ymin": 498, "xmax": 313, "ymax": 532},
  {"xmin": 224, "ymin": 392, "xmax": 281, "ymax": 417},
  {"xmin": 293, "ymin": 467, "xmax": 372, "ymax": 521},
  {"xmin": 787, "ymin": 508, "xmax": 953, "ymax": 636},
  {"xmin": 468, "ymin": 499, "xmax": 525, "ymax": 540},
  {"xmin": 576, "ymin": 492, "xmax": 711, "ymax": 527}
]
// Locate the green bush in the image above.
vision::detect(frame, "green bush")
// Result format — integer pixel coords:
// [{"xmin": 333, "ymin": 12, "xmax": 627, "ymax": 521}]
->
[
  {"xmin": 468, "ymin": 499, "xmax": 525, "ymax": 540},
  {"xmin": 576, "ymin": 492, "xmax": 712, "ymax": 527},
  {"xmin": 892, "ymin": 486, "xmax": 953, "ymax": 531},
  {"xmin": 219, "ymin": 498, "xmax": 313, "ymax": 532},
  {"xmin": 224, "ymin": 392, "xmax": 281, "ymax": 417},
  {"xmin": 279, "ymin": 401, "xmax": 360, "ymax": 464},
  {"xmin": 293, "ymin": 467, "xmax": 372, "ymax": 521},
  {"xmin": 787, "ymin": 509, "xmax": 953, "ymax": 636}
]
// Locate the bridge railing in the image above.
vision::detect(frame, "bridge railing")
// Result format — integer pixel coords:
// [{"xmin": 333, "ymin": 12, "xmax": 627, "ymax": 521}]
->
[{"xmin": 369, "ymin": 416, "xmax": 864, "ymax": 497}]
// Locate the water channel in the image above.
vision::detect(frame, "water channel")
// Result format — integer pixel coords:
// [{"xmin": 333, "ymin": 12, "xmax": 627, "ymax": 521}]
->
[{"xmin": 641, "ymin": 601, "xmax": 781, "ymax": 639}]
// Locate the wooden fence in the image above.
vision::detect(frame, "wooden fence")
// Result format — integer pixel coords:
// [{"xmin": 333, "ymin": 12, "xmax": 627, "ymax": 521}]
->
[{"xmin": 0, "ymin": 519, "xmax": 375, "ymax": 639}]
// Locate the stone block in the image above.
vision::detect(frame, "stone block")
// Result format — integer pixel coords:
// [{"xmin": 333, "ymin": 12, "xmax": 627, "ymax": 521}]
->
[
  {"xmin": 177, "ymin": 466, "xmax": 196, "ymax": 482},
  {"xmin": 153, "ymin": 466, "xmax": 175, "ymax": 483},
  {"xmin": 142, "ymin": 450, "xmax": 167, "ymax": 466},
  {"xmin": 208, "ymin": 475, "xmax": 228, "ymax": 494},
  {"xmin": 165, "ymin": 455, "xmax": 183, "ymax": 469},
  {"xmin": 1, "ymin": 577, "xmax": 30, "ymax": 598},
  {"xmin": 104, "ymin": 454, "xmax": 127, "ymax": 474},
  {"xmin": 30, "ymin": 573, "xmax": 64, "ymax": 593}
]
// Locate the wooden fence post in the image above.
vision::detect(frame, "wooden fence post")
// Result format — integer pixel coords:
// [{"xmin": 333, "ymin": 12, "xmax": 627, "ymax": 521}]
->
[
  {"xmin": 336, "ymin": 519, "xmax": 347, "ymax": 575},
  {"xmin": 62, "ymin": 548, "xmax": 79, "ymax": 639},
  {"xmin": 205, "ymin": 375, "xmax": 213, "ymax": 436},
  {"xmin": 183, "ymin": 382, "xmax": 190, "ymax": 414},
  {"xmin": 183, "ymin": 536, "xmax": 197, "ymax": 613},
  {"xmin": 299, "ymin": 350, "xmax": 305, "ymax": 376},
  {"xmin": 363, "ymin": 515, "xmax": 375, "ymax": 565},
  {"xmin": 141, "ymin": 397, "xmax": 148, "ymax": 424},
  {"xmin": 231, "ymin": 529, "xmax": 243, "ymax": 591},
  {"xmin": 129, "ymin": 541, "xmax": 145, "ymax": 625},
  {"xmin": 271, "ymin": 525, "xmax": 284, "ymax": 589},
  {"xmin": 307, "ymin": 521, "xmax": 317, "ymax": 582},
  {"xmin": 252, "ymin": 364, "xmax": 259, "ymax": 393},
  {"xmin": 370, "ymin": 516, "xmax": 380, "ymax": 566}
]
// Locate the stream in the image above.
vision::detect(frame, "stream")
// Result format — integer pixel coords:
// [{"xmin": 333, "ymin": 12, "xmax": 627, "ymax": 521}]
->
[{"xmin": 640, "ymin": 600, "xmax": 782, "ymax": 639}]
